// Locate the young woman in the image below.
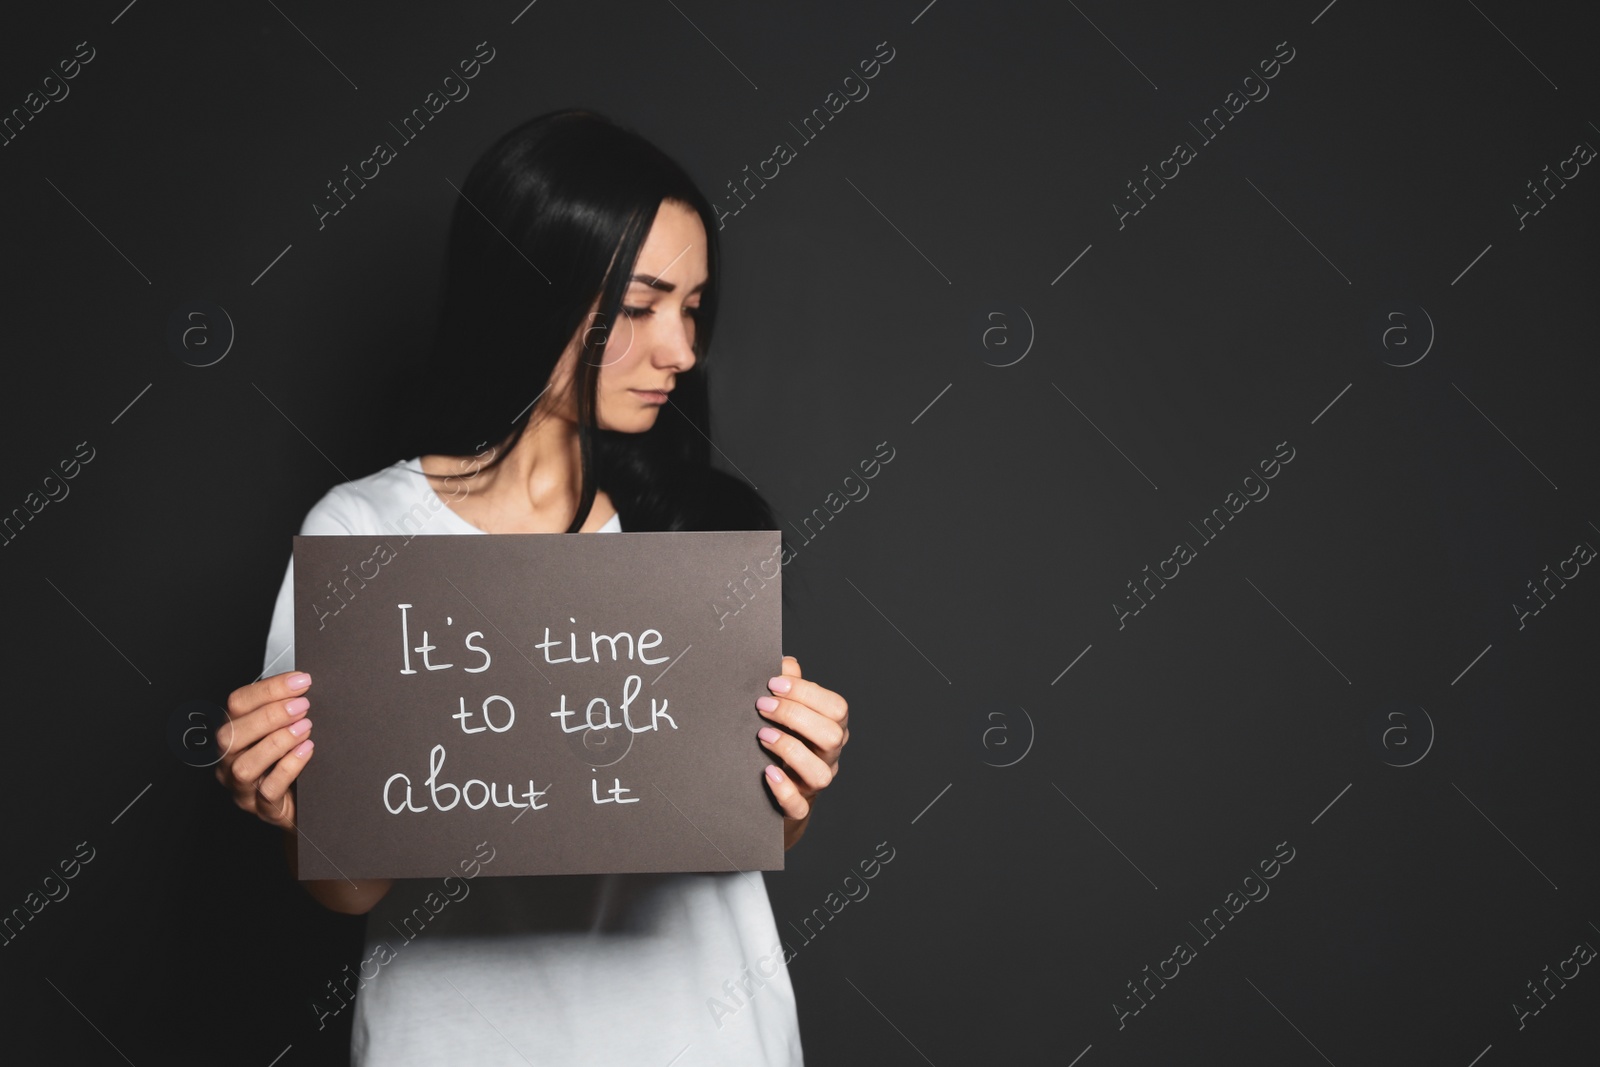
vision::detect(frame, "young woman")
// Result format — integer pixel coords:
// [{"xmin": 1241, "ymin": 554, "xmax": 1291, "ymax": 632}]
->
[{"xmin": 215, "ymin": 109, "xmax": 849, "ymax": 1065}]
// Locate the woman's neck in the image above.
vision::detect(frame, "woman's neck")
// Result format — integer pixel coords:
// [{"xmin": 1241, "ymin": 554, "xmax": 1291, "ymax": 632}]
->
[
  {"xmin": 426, "ymin": 414, "xmax": 612, "ymax": 533},
  {"xmin": 497, "ymin": 413, "xmax": 583, "ymax": 513}
]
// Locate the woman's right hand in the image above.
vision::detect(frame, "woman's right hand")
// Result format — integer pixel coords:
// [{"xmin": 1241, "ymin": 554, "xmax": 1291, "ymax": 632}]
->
[{"xmin": 215, "ymin": 670, "xmax": 316, "ymax": 829}]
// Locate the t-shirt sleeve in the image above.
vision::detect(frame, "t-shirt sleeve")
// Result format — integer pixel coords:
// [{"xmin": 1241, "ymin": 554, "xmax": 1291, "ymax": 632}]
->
[{"xmin": 261, "ymin": 485, "xmax": 365, "ymax": 677}]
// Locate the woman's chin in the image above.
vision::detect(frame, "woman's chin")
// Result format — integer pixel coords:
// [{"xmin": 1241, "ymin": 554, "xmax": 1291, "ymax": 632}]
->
[{"xmin": 600, "ymin": 410, "xmax": 661, "ymax": 434}]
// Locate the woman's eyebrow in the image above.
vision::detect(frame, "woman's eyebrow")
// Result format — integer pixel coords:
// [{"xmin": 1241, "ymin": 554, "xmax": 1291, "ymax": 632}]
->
[{"xmin": 628, "ymin": 273, "xmax": 707, "ymax": 294}]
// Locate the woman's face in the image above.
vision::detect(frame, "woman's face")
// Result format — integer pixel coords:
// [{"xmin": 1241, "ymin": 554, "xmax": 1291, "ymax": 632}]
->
[{"xmin": 546, "ymin": 198, "xmax": 707, "ymax": 434}]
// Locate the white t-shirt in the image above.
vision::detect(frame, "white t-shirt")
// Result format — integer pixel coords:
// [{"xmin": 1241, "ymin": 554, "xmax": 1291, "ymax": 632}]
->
[{"xmin": 262, "ymin": 458, "xmax": 803, "ymax": 1066}]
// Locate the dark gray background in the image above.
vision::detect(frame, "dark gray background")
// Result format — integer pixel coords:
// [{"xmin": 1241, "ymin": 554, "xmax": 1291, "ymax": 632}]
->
[{"xmin": 2, "ymin": 0, "xmax": 1596, "ymax": 1063}]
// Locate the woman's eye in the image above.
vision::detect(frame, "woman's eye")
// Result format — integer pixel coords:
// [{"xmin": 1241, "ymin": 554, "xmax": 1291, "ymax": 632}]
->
[{"xmin": 621, "ymin": 305, "xmax": 699, "ymax": 319}]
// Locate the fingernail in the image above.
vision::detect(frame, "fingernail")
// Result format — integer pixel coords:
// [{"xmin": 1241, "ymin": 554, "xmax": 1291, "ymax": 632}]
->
[
  {"xmin": 292, "ymin": 739, "xmax": 314, "ymax": 758},
  {"xmin": 759, "ymin": 727, "xmax": 780, "ymax": 743},
  {"xmin": 286, "ymin": 697, "xmax": 310, "ymax": 717},
  {"xmin": 764, "ymin": 765, "xmax": 783, "ymax": 783},
  {"xmin": 289, "ymin": 718, "xmax": 313, "ymax": 737},
  {"xmin": 768, "ymin": 676, "xmax": 792, "ymax": 694},
  {"xmin": 289, "ymin": 673, "xmax": 311, "ymax": 690},
  {"xmin": 756, "ymin": 696, "xmax": 779, "ymax": 713}
]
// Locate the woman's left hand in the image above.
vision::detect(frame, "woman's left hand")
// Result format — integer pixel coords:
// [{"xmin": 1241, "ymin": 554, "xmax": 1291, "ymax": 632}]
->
[{"xmin": 757, "ymin": 655, "xmax": 848, "ymax": 849}]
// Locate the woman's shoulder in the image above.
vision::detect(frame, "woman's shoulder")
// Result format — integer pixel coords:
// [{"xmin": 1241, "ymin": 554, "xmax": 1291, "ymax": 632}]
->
[{"xmin": 299, "ymin": 458, "xmax": 429, "ymax": 536}]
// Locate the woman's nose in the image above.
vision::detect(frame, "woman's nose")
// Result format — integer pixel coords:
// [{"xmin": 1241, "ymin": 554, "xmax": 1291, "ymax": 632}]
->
[{"xmin": 657, "ymin": 317, "xmax": 697, "ymax": 371}]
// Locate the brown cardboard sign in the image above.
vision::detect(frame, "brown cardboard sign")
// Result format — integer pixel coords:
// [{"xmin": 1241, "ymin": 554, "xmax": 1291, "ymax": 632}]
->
[{"xmin": 291, "ymin": 530, "xmax": 784, "ymax": 879}]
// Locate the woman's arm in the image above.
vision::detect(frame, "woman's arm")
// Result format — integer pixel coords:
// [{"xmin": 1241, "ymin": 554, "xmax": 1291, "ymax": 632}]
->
[
  {"xmin": 216, "ymin": 671, "xmax": 394, "ymax": 914},
  {"xmin": 282, "ymin": 828, "xmax": 393, "ymax": 914},
  {"xmin": 784, "ymin": 813, "xmax": 811, "ymax": 851}
]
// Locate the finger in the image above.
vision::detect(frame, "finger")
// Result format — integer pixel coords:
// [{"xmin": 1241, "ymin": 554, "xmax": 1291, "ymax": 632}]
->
[
  {"xmin": 230, "ymin": 720, "xmax": 314, "ymax": 787},
  {"xmin": 257, "ymin": 789, "xmax": 294, "ymax": 829},
  {"xmin": 758, "ymin": 728, "xmax": 834, "ymax": 792},
  {"xmin": 763, "ymin": 764, "xmax": 811, "ymax": 821},
  {"xmin": 780, "ymin": 656, "xmax": 802, "ymax": 678},
  {"xmin": 225, "ymin": 671, "xmax": 312, "ymax": 720},
  {"xmin": 255, "ymin": 739, "xmax": 314, "ymax": 826},
  {"xmin": 756, "ymin": 695, "xmax": 845, "ymax": 753},
  {"xmin": 765, "ymin": 673, "xmax": 846, "ymax": 723},
  {"xmin": 217, "ymin": 693, "xmax": 312, "ymax": 762}
]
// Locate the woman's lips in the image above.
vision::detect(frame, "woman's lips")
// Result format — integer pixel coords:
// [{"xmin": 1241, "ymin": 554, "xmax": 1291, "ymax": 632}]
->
[{"xmin": 630, "ymin": 389, "xmax": 670, "ymax": 404}]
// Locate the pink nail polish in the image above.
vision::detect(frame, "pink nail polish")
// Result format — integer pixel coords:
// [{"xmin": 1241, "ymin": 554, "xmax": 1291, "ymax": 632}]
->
[
  {"xmin": 292, "ymin": 739, "xmax": 314, "ymax": 758},
  {"xmin": 756, "ymin": 696, "xmax": 779, "ymax": 713},
  {"xmin": 768, "ymin": 676, "xmax": 792, "ymax": 694},
  {"xmin": 764, "ymin": 765, "xmax": 782, "ymax": 783},
  {"xmin": 286, "ymin": 697, "xmax": 309, "ymax": 717},
  {"xmin": 759, "ymin": 727, "xmax": 780, "ymax": 743},
  {"xmin": 288, "ymin": 673, "xmax": 311, "ymax": 690},
  {"xmin": 289, "ymin": 718, "xmax": 313, "ymax": 737}
]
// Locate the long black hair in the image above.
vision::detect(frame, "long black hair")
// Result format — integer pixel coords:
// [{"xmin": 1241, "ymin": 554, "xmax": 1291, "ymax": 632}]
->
[{"xmin": 400, "ymin": 108, "xmax": 778, "ymax": 538}]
